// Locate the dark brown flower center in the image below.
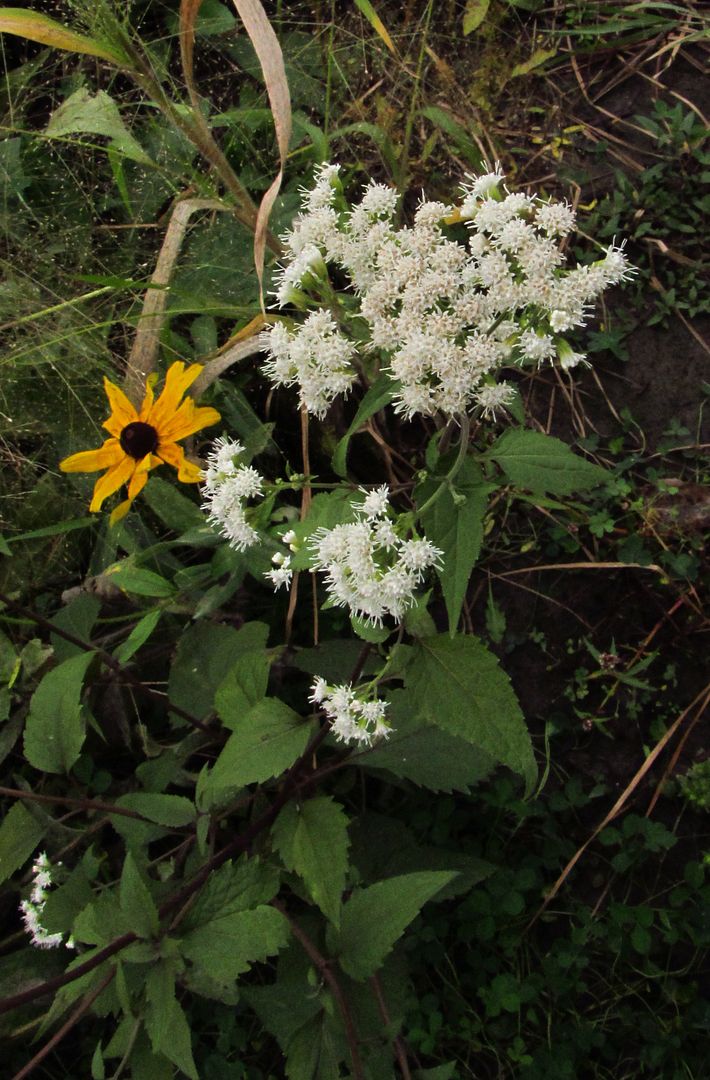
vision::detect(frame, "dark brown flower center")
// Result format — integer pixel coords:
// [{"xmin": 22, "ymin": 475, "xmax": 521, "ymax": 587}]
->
[{"xmin": 120, "ymin": 421, "xmax": 159, "ymax": 460}]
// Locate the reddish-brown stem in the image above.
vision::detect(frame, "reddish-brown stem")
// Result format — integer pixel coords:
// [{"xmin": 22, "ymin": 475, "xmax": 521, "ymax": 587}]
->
[
  {"xmin": 371, "ymin": 973, "xmax": 412, "ymax": 1079},
  {"xmin": 273, "ymin": 900, "xmax": 365, "ymax": 1080},
  {"xmin": 0, "ymin": 786, "xmax": 164, "ymax": 823}
]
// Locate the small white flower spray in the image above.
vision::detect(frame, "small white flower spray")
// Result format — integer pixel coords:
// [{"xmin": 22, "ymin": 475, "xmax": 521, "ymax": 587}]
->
[
  {"xmin": 201, "ymin": 437, "xmax": 265, "ymax": 551},
  {"xmin": 19, "ymin": 852, "xmax": 73, "ymax": 950}
]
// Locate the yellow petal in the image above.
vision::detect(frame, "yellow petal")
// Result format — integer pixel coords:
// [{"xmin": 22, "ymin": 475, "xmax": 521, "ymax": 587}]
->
[
  {"xmin": 60, "ymin": 439, "xmax": 122, "ymax": 473},
  {"xmin": 102, "ymin": 378, "xmax": 138, "ymax": 436},
  {"xmin": 159, "ymin": 403, "xmax": 221, "ymax": 443},
  {"xmin": 109, "ymin": 499, "xmax": 132, "ymax": 526},
  {"xmin": 147, "ymin": 362, "xmax": 203, "ymax": 429},
  {"xmin": 157, "ymin": 442, "xmax": 203, "ymax": 483},
  {"xmin": 89, "ymin": 456, "xmax": 136, "ymax": 512},
  {"xmin": 138, "ymin": 375, "xmax": 157, "ymax": 421},
  {"xmin": 127, "ymin": 468, "xmax": 149, "ymax": 501}
]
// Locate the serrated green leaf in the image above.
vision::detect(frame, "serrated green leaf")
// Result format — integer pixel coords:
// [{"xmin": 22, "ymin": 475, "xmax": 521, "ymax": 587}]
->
[
  {"xmin": 205, "ymin": 699, "xmax": 311, "ymax": 804},
  {"xmin": 355, "ymin": 689, "xmax": 493, "ymax": 793},
  {"xmin": 463, "ymin": 0, "xmax": 490, "ymax": 34},
  {"xmin": 332, "ymin": 374, "xmax": 394, "ymax": 478},
  {"xmin": 24, "ymin": 651, "xmax": 93, "ymax": 774},
  {"xmin": 215, "ymin": 650, "xmax": 270, "ymax": 729},
  {"xmin": 182, "ymin": 858, "xmax": 281, "ymax": 932},
  {"xmin": 46, "ymin": 88, "xmax": 152, "ymax": 163},
  {"xmin": 419, "ymin": 458, "xmax": 494, "ymax": 632},
  {"xmin": 169, "ymin": 620, "xmax": 269, "ymax": 723},
  {"xmin": 120, "ymin": 853, "xmax": 159, "ymax": 939},
  {"xmin": 272, "ymin": 796, "xmax": 350, "ymax": 926},
  {"xmin": 182, "ymin": 905, "xmax": 289, "ymax": 983},
  {"xmin": 114, "ymin": 793, "xmax": 196, "ymax": 828},
  {"xmin": 403, "ymin": 635, "xmax": 535, "ymax": 793},
  {"xmin": 0, "ymin": 801, "xmax": 45, "ymax": 884},
  {"xmin": 487, "ymin": 428, "xmax": 608, "ymax": 495},
  {"xmin": 333, "ymin": 871, "xmax": 457, "ymax": 980}
]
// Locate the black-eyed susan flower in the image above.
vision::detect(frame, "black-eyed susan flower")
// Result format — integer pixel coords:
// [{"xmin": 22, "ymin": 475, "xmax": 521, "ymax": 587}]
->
[{"xmin": 60, "ymin": 361, "xmax": 220, "ymax": 525}]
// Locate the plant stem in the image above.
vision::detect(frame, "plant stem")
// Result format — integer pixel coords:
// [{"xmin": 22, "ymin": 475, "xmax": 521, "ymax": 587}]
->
[{"xmin": 414, "ymin": 413, "xmax": 471, "ymax": 519}]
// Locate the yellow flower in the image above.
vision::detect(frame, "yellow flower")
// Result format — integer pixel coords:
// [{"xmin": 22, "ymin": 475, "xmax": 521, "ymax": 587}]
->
[{"xmin": 60, "ymin": 361, "xmax": 220, "ymax": 525}]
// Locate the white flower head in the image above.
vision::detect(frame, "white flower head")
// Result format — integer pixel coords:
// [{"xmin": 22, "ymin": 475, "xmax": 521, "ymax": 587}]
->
[
  {"xmin": 309, "ymin": 492, "xmax": 441, "ymax": 626},
  {"xmin": 261, "ymin": 310, "xmax": 358, "ymax": 418},
  {"xmin": 311, "ymin": 678, "xmax": 392, "ymax": 746},
  {"xmin": 474, "ymin": 382, "xmax": 516, "ymax": 420},
  {"xmin": 19, "ymin": 853, "xmax": 73, "ymax": 950},
  {"xmin": 202, "ymin": 441, "xmax": 264, "ymax": 551}
]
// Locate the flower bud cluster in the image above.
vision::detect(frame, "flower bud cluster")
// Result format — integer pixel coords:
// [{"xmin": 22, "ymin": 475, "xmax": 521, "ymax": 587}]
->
[
  {"xmin": 308, "ymin": 486, "xmax": 442, "ymax": 625},
  {"xmin": 265, "ymin": 162, "xmax": 632, "ymax": 420},
  {"xmin": 309, "ymin": 676, "xmax": 391, "ymax": 746},
  {"xmin": 19, "ymin": 852, "xmax": 72, "ymax": 949},
  {"xmin": 264, "ymin": 528, "xmax": 299, "ymax": 591},
  {"xmin": 201, "ymin": 437, "xmax": 264, "ymax": 550}
]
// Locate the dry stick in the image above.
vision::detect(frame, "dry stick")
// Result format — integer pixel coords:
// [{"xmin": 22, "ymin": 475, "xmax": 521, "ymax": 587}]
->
[
  {"xmin": 645, "ymin": 688, "xmax": 710, "ymax": 817},
  {"xmin": 123, "ymin": 197, "xmax": 227, "ymax": 402},
  {"xmin": 370, "ymin": 973, "xmax": 412, "ymax": 1080},
  {"xmin": 0, "ymin": 591, "xmax": 211, "ymax": 733},
  {"xmin": 189, "ymin": 317, "xmax": 266, "ymax": 398},
  {"xmin": 274, "ymin": 900, "xmax": 365, "ymax": 1080},
  {"xmin": 496, "ymin": 561, "xmax": 665, "ymax": 578},
  {"xmin": 528, "ymin": 681, "xmax": 710, "ymax": 929},
  {"xmin": 10, "ymin": 969, "xmax": 115, "ymax": 1080}
]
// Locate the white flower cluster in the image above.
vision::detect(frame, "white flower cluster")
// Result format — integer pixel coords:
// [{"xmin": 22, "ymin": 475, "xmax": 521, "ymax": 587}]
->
[
  {"xmin": 19, "ymin": 852, "xmax": 72, "ymax": 949},
  {"xmin": 264, "ymin": 528, "xmax": 298, "ymax": 591},
  {"xmin": 201, "ymin": 437, "xmax": 264, "ymax": 550},
  {"xmin": 266, "ymin": 162, "xmax": 632, "ymax": 420},
  {"xmin": 309, "ymin": 676, "xmax": 391, "ymax": 746},
  {"xmin": 308, "ymin": 485, "xmax": 441, "ymax": 625},
  {"xmin": 260, "ymin": 310, "xmax": 358, "ymax": 418}
]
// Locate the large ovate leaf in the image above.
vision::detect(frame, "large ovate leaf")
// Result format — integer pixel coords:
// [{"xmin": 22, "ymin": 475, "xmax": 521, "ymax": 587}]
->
[
  {"xmin": 168, "ymin": 620, "xmax": 269, "ymax": 723},
  {"xmin": 487, "ymin": 428, "xmax": 609, "ymax": 495},
  {"xmin": 181, "ymin": 905, "xmax": 289, "ymax": 984},
  {"xmin": 0, "ymin": 9, "xmax": 128, "ymax": 65},
  {"xmin": 145, "ymin": 964, "xmax": 198, "ymax": 1080},
  {"xmin": 215, "ymin": 650, "xmax": 270, "ymax": 729},
  {"xmin": 419, "ymin": 458, "xmax": 494, "ymax": 632},
  {"xmin": 355, "ymin": 690, "xmax": 493, "ymax": 793},
  {"xmin": 204, "ymin": 699, "xmax": 312, "ymax": 805},
  {"xmin": 23, "ymin": 651, "xmax": 93, "ymax": 774},
  {"xmin": 114, "ymin": 793, "xmax": 196, "ymax": 828},
  {"xmin": 272, "ymin": 796, "xmax": 350, "ymax": 926},
  {"xmin": 182, "ymin": 858, "xmax": 281, "ymax": 932},
  {"xmin": 331, "ymin": 871, "xmax": 458, "ymax": 981},
  {"xmin": 402, "ymin": 635, "xmax": 536, "ymax": 794},
  {"xmin": 119, "ymin": 853, "xmax": 159, "ymax": 940}
]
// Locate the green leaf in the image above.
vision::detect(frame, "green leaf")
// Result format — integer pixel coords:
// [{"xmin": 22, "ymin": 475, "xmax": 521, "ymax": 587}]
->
[
  {"xmin": 419, "ymin": 458, "xmax": 493, "ymax": 632},
  {"xmin": 272, "ymin": 796, "xmax": 350, "ymax": 927},
  {"xmin": 120, "ymin": 853, "xmax": 159, "ymax": 939},
  {"xmin": 169, "ymin": 620, "xmax": 269, "ymax": 723},
  {"xmin": 205, "ymin": 699, "xmax": 311, "ymax": 805},
  {"xmin": 403, "ymin": 635, "xmax": 536, "ymax": 793},
  {"xmin": 350, "ymin": 614, "xmax": 391, "ymax": 643},
  {"xmin": 485, "ymin": 586, "xmax": 506, "ymax": 644},
  {"xmin": 463, "ymin": 0, "xmax": 490, "ymax": 34},
  {"xmin": 353, "ymin": 0, "xmax": 397, "ymax": 54},
  {"xmin": 24, "ymin": 651, "xmax": 93, "ymax": 774},
  {"xmin": 182, "ymin": 905, "xmax": 289, "ymax": 984},
  {"xmin": 114, "ymin": 793, "xmax": 196, "ymax": 828},
  {"xmin": 332, "ymin": 871, "xmax": 458, "ymax": 981},
  {"xmin": 50, "ymin": 594, "xmax": 101, "ymax": 661},
  {"xmin": 509, "ymin": 47, "xmax": 557, "ymax": 78},
  {"xmin": 0, "ymin": 801, "xmax": 45, "ymax": 885},
  {"xmin": 113, "ymin": 609, "xmax": 162, "ymax": 665},
  {"xmin": 215, "ymin": 650, "xmax": 270, "ymax": 729},
  {"xmin": 182, "ymin": 858, "xmax": 281, "ymax": 932},
  {"xmin": 332, "ymin": 374, "xmax": 394, "ymax": 478},
  {"xmin": 142, "ymin": 475, "xmax": 205, "ymax": 533},
  {"xmin": 46, "ymin": 88, "xmax": 152, "ymax": 163},
  {"xmin": 487, "ymin": 429, "xmax": 608, "ymax": 496},
  {"xmin": 104, "ymin": 562, "xmax": 174, "ymax": 598},
  {"xmin": 0, "ymin": 9, "xmax": 128, "ymax": 65},
  {"xmin": 145, "ymin": 964, "xmax": 198, "ymax": 1080},
  {"xmin": 355, "ymin": 689, "xmax": 493, "ymax": 793},
  {"xmin": 289, "ymin": 491, "xmax": 360, "ymax": 572}
]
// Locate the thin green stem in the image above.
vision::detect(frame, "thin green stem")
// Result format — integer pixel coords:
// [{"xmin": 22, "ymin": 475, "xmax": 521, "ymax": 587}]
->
[{"xmin": 414, "ymin": 414, "xmax": 472, "ymax": 519}]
